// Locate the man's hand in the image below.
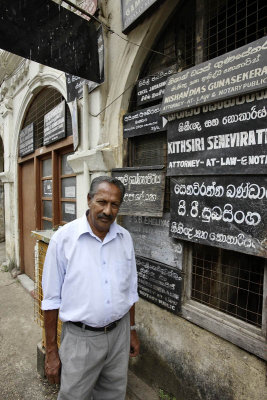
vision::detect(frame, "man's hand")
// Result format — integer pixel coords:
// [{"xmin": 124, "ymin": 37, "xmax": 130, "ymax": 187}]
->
[
  {"xmin": 130, "ymin": 330, "xmax": 140, "ymax": 357},
  {"xmin": 45, "ymin": 348, "xmax": 61, "ymax": 384}
]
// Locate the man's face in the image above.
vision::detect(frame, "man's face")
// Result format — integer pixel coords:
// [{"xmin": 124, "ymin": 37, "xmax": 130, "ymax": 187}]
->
[{"xmin": 87, "ymin": 182, "xmax": 122, "ymax": 236}]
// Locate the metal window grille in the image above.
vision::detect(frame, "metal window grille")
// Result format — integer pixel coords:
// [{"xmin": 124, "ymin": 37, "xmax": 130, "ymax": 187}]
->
[
  {"xmin": 204, "ymin": 0, "xmax": 266, "ymax": 60},
  {"xmin": 22, "ymin": 86, "xmax": 72, "ymax": 150},
  {"xmin": 192, "ymin": 244, "xmax": 264, "ymax": 327},
  {"xmin": 140, "ymin": 0, "xmax": 196, "ymax": 80},
  {"xmin": 129, "ymin": 132, "xmax": 167, "ymax": 167}
]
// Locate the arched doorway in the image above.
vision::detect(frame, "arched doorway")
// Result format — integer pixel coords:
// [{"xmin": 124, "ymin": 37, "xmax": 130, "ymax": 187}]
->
[{"xmin": 18, "ymin": 87, "xmax": 76, "ymax": 280}]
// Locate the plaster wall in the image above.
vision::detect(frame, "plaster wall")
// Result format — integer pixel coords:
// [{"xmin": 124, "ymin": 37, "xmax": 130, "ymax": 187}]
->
[{"xmin": 132, "ymin": 299, "xmax": 266, "ymax": 400}]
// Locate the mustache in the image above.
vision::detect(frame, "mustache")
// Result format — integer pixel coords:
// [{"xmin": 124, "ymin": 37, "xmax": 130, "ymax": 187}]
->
[{"xmin": 98, "ymin": 213, "xmax": 113, "ymax": 220}]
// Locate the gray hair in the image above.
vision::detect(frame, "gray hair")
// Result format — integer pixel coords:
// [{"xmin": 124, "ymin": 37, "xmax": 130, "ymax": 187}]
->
[{"xmin": 88, "ymin": 176, "xmax": 125, "ymax": 202}]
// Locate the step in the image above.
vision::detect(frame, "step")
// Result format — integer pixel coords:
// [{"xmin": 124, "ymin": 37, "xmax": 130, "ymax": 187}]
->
[{"xmin": 127, "ymin": 370, "xmax": 159, "ymax": 400}]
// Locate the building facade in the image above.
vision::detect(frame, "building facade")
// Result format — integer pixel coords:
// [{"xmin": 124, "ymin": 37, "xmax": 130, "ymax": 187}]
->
[{"xmin": 0, "ymin": 0, "xmax": 266, "ymax": 399}]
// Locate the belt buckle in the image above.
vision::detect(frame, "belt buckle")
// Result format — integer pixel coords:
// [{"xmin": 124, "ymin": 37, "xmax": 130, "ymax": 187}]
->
[{"xmin": 104, "ymin": 321, "xmax": 115, "ymax": 333}]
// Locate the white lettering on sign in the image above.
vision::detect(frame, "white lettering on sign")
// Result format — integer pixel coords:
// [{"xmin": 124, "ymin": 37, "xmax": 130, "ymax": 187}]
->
[
  {"xmin": 116, "ymin": 173, "xmax": 161, "ymax": 185},
  {"xmin": 168, "ymin": 129, "xmax": 267, "ymax": 154},
  {"xmin": 124, "ymin": 191, "xmax": 157, "ymax": 202},
  {"xmin": 170, "ymin": 222, "xmax": 257, "ymax": 249}
]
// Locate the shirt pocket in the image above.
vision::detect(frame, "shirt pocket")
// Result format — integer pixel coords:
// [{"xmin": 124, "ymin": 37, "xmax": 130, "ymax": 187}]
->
[{"xmin": 114, "ymin": 259, "xmax": 132, "ymax": 292}]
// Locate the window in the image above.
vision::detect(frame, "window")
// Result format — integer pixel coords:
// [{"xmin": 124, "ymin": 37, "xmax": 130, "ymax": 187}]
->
[
  {"xmin": 191, "ymin": 244, "xmax": 264, "ymax": 328},
  {"xmin": 60, "ymin": 152, "xmax": 76, "ymax": 224},
  {"xmin": 125, "ymin": 0, "xmax": 267, "ymax": 359},
  {"xmin": 39, "ymin": 150, "xmax": 77, "ymax": 229},
  {"xmin": 41, "ymin": 157, "xmax": 53, "ymax": 230},
  {"xmin": 204, "ymin": 0, "xmax": 266, "ymax": 60}
]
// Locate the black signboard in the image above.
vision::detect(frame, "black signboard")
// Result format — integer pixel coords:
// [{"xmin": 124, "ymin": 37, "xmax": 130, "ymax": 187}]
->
[
  {"xmin": 136, "ymin": 256, "xmax": 182, "ymax": 314},
  {"xmin": 112, "ymin": 166, "xmax": 165, "ymax": 217},
  {"xmin": 121, "ymin": 0, "xmax": 161, "ymax": 33},
  {"xmin": 19, "ymin": 123, "xmax": 34, "ymax": 157},
  {"xmin": 167, "ymin": 92, "xmax": 267, "ymax": 175},
  {"xmin": 66, "ymin": 25, "xmax": 104, "ymax": 102},
  {"xmin": 170, "ymin": 176, "xmax": 267, "ymax": 258},
  {"xmin": 161, "ymin": 37, "xmax": 267, "ymax": 115},
  {"xmin": 0, "ymin": 0, "xmax": 100, "ymax": 82},
  {"xmin": 66, "ymin": 75, "xmax": 98, "ymax": 103},
  {"xmin": 44, "ymin": 101, "xmax": 66, "ymax": 146},
  {"xmin": 123, "ymin": 104, "xmax": 168, "ymax": 138},
  {"xmin": 122, "ymin": 213, "xmax": 183, "ymax": 269},
  {"xmin": 137, "ymin": 65, "xmax": 177, "ymax": 106}
]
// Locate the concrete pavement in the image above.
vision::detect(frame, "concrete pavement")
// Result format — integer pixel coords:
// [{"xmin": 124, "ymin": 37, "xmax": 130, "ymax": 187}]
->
[{"xmin": 0, "ymin": 259, "xmax": 59, "ymax": 399}]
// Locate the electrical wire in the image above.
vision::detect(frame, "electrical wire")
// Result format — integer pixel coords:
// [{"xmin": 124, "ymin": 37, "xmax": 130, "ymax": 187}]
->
[
  {"xmin": 61, "ymin": 0, "xmax": 173, "ymax": 60},
  {"xmin": 2, "ymin": 0, "xmax": 173, "ymax": 117},
  {"xmin": 88, "ymin": 82, "xmax": 135, "ymax": 117},
  {"xmin": 60, "ymin": 0, "xmax": 174, "ymax": 116}
]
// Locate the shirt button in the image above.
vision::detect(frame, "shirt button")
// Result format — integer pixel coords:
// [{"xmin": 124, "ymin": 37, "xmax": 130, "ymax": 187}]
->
[
  {"xmin": 105, "ymin": 280, "xmax": 108, "ymax": 284},
  {"xmin": 107, "ymin": 300, "xmax": 110, "ymax": 304}
]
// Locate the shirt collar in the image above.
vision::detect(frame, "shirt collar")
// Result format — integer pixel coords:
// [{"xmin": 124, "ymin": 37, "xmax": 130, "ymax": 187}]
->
[{"xmin": 77, "ymin": 211, "xmax": 124, "ymax": 240}]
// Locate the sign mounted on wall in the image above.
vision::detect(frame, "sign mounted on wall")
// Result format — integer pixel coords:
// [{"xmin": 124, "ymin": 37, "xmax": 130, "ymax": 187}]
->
[
  {"xmin": 0, "ymin": 0, "xmax": 100, "ymax": 82},
  {"xmin": 136, "ymin": 65, "xmax": 177, "ymax": 106},
  {"xmin": 121, "ymin": 0, "xmax": 162, "ymax": 33},
  {"xmin": 136, "ymin": 256, "xmax": 182, "ymax": 314},
  {"xmin": 170, "ymin": 176, "xmax": 267, "ymax": 258},
  {"xmin": 19, "ymin": 123, "xmax": 34, "ymax": 157},
  {"xmin": 66, "ymin": 25, "xmax": 104, "ymax": 102},
  {"xmin": 123, "ymin": 104, "xmax": 168, "ymax": 138},
  {"xmin": 122, "ymin": 213, "xmax": 183, "ymax": 269},
  {"xmin": 161, "ymin": 37, "xmax": 267, "ymax": 115},
  {"xmin": 167, "ymin": 92, "xmax": 267, "ymax": 175},
  {"xmin": 112, "ymin": 166, "xmax": 165, "ymax": 217},
  {"xmin": 74, "ymin": 0, "xmax": 98, "ymax": 21},
  {"xmin": 43, "ymin": 101, "xmax": 66, "ymax": 146}
]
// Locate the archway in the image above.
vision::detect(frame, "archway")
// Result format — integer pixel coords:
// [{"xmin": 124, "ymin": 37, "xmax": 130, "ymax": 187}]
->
[{"xmin": 18, "ymin": 86, "xmax": 75, "ymax": 279}]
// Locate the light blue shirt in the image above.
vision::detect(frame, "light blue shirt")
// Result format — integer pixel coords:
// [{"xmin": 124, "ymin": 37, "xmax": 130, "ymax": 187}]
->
[{"xmin": 41, "ymin": 212, "xmax": 139, "ymax": 327}]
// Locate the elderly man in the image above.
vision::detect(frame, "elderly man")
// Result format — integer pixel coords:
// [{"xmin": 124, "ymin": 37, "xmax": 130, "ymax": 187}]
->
[{"xmin": 42, "ymin": 176, "xmax": 139, "ymax": 400}]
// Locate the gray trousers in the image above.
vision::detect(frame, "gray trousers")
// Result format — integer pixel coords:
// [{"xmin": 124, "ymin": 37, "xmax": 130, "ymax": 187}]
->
[{"xmin": 57, "ymin": 313, "xmax": 130, "ymax": 400}]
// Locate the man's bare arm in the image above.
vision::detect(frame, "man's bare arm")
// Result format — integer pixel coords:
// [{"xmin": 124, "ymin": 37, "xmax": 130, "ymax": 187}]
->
[
  {"xmin": 43, "ymin": 309, "xmax": 61, "ymax": 384},
  {"xmin": 129, "ymin": 304, "xmax": 140, "ymax": 357}
]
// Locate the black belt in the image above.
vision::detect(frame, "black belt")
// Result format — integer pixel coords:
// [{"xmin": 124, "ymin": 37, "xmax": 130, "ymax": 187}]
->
[{"xmin": 71, "ymin": 319, "xmax": 120, "ymax": 333}]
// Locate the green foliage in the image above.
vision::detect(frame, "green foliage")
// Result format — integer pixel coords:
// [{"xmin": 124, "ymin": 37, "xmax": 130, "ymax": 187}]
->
[
  {"xmin": 159, "ymin": 388, "xmax": 177, "ymax": 400},
  {"xmin": 8, "ymin": 258, "xmax": 17, "ymax": 272}
]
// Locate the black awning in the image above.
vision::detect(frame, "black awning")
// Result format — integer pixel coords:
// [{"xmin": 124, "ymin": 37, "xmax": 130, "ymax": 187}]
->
[{"xmin": 0, "ymin": 0, "xmax": 101, "ymax": 83}]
